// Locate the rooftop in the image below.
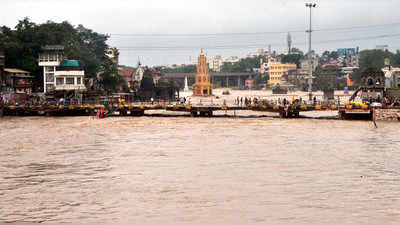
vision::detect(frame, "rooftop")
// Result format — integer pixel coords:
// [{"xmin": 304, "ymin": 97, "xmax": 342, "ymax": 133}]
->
[
  {"xmin": 60, "ymin": 60, "xmax": 80, "ymax": 67},
  {"xmin": 12, "ymin": 74, "xmax": 34, "ymax": 78},
  {"xmin": 42, "ymin": 45, "xmax": 65, "ymax": 51},
  {"xmin": 4, "ymin": 68, "xmax": 30, "ymax": 74}
]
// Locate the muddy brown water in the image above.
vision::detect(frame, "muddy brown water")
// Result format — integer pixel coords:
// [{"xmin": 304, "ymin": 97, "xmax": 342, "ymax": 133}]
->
[{"xmin": 0, "ymin": 114, "xmax": 399, "ymax": 224}]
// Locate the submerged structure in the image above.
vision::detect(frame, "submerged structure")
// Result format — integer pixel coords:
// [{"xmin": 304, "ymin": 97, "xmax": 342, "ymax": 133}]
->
[{"xmin": 193, "ymin": 50, "xmax": 212, "ymax": 96}]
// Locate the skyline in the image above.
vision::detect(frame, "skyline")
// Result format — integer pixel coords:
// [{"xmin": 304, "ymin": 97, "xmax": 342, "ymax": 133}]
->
[{"xmin": 2, "ymin": 0, "xmax": 400, "ymax": 66}]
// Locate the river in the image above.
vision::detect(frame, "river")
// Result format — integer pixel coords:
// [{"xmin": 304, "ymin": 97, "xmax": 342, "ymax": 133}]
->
[{"xmin": 0, "ymin": 115, "xmax": 400, "ymax": 224}]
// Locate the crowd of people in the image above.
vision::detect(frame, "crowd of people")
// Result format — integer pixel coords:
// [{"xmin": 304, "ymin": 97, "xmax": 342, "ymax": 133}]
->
[
  {"xmin": 234, "ymin": 96, "xmax": 314, "ymax": 107},
  {"xmin": 0, "ymin": 93, "xmax": 45, "ymax": 105},
  {"xmin": 0, "ymin": 92, "xmax": 84, "ymax": 107},
  {"xmin": 381, "ymin": 97, "xmax": 400, "ymax": 107}
]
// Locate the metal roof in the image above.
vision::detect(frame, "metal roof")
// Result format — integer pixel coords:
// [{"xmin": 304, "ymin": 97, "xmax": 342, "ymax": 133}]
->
[
  {"xmin": 4, "ymin": 68, "xmax": 30, "ymax": 74},
  {"xmin": 60, "ymin": 60, "xmax": 79, "ymax": 67},
  {"xmin": 12, "ymin": 74, "xmax": 34, "ymax": 78}
]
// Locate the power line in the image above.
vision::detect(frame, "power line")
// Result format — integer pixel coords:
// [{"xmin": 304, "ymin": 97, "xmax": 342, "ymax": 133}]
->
[
  {"xmin": 314, "ymin": 22, "xmax": 400, "ymax": 32},
  {"xmin": 109, "ymin": 22, "xmax": 400, "ymax": 37},
  {"xmin": 114, "ymin": 33, "xmax": 400, "ymax": 51},
  {"xmin": 109, "ymin": 30, "xmax": 305, "ymax": 37}
]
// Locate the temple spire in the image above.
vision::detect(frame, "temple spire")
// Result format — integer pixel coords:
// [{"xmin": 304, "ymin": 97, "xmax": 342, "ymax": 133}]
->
[{"xmin": 193, "ymin": 50, "xmax": 212, "ymax": 96}]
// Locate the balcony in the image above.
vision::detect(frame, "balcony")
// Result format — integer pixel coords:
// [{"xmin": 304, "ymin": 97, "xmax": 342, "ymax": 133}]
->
[
  {"xmin": 55, "ymin": 71, "xmax": 84, "ymax": 76},
  {"xmin": 39, "ymin": 61, "xmax": 61, "ymax": 67},
  {"xmin": 55, "ymin": 84, "xmax": 86, "ymax": 91}
]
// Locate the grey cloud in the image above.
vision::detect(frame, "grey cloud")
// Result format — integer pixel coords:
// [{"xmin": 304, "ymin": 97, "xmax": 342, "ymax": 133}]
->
[{"xmin": 1, "ymin": 0, "xmax": 400, "ymax": 65}]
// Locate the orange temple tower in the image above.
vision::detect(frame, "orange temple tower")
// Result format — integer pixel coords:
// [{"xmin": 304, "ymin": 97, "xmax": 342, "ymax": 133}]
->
[{"xmin": 193, "ymin": 50, "xmax": 212, "ymax": 96}]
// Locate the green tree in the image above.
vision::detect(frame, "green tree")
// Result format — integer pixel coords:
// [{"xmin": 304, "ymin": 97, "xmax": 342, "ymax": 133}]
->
[
  {"xmin": 98, "ymin": 60, "xmax": 125, "ymax": 94},
  {"xmin": 254, "ymin": 74, "xmax": 269, "ymax": 89},
  {"xmin": 329, "ymin": 51, "xmax": 338, "ymax": 60},
  {"xmin": 0, "ymin": 17, "xmax": 109, "ymax": 88},
  {"xmin": 160, "ymin": 64, "xmax": 196, "ymax": 73},
  {"xmin": 291, "ymin": 47, "xmax": 304, "ymax": 55},
  {"xmin": 221, "ymin": 56, "xmax": 263, "ymax": 72},
  {"xmin": 351, "ymin": 49, "xmax": 398, "ymax": 85},
  {"xmin": 313, "ymin": 65, "xmax": 345, "ymax": 91},
  {"xmin": 139, "ymin": 68, "xmax": 155, "ymax": 100},
  {"xmin": 281, "ymin": 54, "xmax": 303, "ymax": 67}
]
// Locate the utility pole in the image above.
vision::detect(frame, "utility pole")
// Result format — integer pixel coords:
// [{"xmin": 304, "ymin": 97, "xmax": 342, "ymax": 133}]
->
[{"xmin": 306, "ymin": 3, "xmax": 316, "ymax": 101}]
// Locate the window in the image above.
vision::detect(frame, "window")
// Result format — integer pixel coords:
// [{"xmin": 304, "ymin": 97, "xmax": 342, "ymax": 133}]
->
[
  {"xmin": 46, "ymin": 74, "xmax": 54, "ymax": 82},
  {"xmin": 46, "ymin": 84, "xmax": 54, "ymax": 91},
  {"xmin": 77, "ymin": 77, "xmax": 81, "ymax": 84},
  {"xmin": 66, "ymin": 78, "xmax": 74, "ymax": 85},
  {"xmin": 56, "ymin": 77, "xmax": 64, "ymax": 85}
]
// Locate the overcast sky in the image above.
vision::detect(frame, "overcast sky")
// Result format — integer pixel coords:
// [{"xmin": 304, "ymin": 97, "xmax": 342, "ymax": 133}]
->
[{"xmin": 2, "ymin": 0, "xmax": 400, "ymax": 66}]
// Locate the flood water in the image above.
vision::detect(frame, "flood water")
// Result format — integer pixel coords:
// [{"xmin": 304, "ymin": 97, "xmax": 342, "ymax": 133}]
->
[{"xmin": 0, "ymin": 114, "xmax": 400, "ymax": 224}]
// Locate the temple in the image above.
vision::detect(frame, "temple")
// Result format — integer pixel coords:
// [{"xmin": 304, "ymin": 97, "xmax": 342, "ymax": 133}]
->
[{"xmin": 193, "ymin": 50, "xmax": 212, "ymax": 96}]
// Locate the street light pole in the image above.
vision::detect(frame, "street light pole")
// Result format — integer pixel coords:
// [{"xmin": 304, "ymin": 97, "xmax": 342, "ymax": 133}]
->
[{"xmin": 306, "ymin": 3, "xmax": 316, "ymax": 101}]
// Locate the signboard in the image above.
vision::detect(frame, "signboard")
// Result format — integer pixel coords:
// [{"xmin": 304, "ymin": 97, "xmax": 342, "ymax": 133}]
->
[
  {"xmin": 337, "ymin": 48, "xmax": 356, "ymax": 57},
  {"xmin": 376, "ymin": 45, "xmax": 389, "ymax": 49}
]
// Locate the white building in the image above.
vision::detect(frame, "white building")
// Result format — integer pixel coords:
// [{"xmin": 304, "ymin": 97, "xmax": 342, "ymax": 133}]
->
[
  {"xmin": 39, "ymin": 45, "xmax": 86, "ymax": 93},
  {"xmin": 54, "ymin": 60, "xmax": 86, "ymax": 91},
  {"xmin": 382, "ymin": 67, "xmax": 400, "ymax": 88},
  {"xmin": 39, "ymin": 45, "xmax": 64, "ymax": 93},
  {"xmin": 207, "ymin": 55, "xmax": 224, "ymax": 72},
  {"xmin": 207, "ymin": 55, "xmax": 240, "ymax": 72},
  {"xmin": 300, "ymin": 58, "xmax": 318, "ymax": 71},
  {"xmin": 225, "ymin": 56, "xmax": 240, "ymax": 63}
]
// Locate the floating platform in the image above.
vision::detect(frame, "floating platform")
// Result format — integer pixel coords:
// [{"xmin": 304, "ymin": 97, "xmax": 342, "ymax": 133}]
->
[{"xmin": 1, "ymin": 103, "xmax": 398, "ymax": 120}]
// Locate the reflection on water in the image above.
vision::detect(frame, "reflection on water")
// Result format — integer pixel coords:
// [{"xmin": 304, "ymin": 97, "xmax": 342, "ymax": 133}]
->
[{"xmin": 0, "ymin": 115, "xmax": 400, "ymax": 224}]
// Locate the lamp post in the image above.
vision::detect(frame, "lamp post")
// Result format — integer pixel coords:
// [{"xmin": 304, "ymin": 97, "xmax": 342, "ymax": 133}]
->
[{"xmin": 306, "ymin": 3, "xmax": 316, "ymax": 101}]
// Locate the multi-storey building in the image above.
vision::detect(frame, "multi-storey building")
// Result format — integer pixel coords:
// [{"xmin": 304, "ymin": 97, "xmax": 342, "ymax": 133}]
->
[
  {"xmin": 54, "ymin": 60, "xmax": 86, "ymax": 91},
  {"xmin": 38, "ymin": 45, "xmax": 86, "ymax": 94},
  {"xmin": 207, "ymin": 55, "xmax": 239, "ymax": 72},
  {"xmin": 2, "ymin": 69, "xmax": 33, "ymax": 94},
  {"xmin": 208, "ymin": 55, "xmax": 224, "ymax": 72},
  {"xmin": 224, "ymin": 56, "xmax": 240, "ymax": 64},
  {"xmin": 38, "ymin": 45, "xmax": 65, "ymax": 93},
  {"xmin": 300, "ymin": 58, "xmax": 318, "ymax": 71},
  {"xmin": 267, "ymin": 59, "xmax": 297, "ymax": 87}
]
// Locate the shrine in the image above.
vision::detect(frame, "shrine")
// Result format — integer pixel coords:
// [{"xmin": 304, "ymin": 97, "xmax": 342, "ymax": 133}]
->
[{"xmin": 193, "ymin": 50, "xmax": 212, "ymax": 96}]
